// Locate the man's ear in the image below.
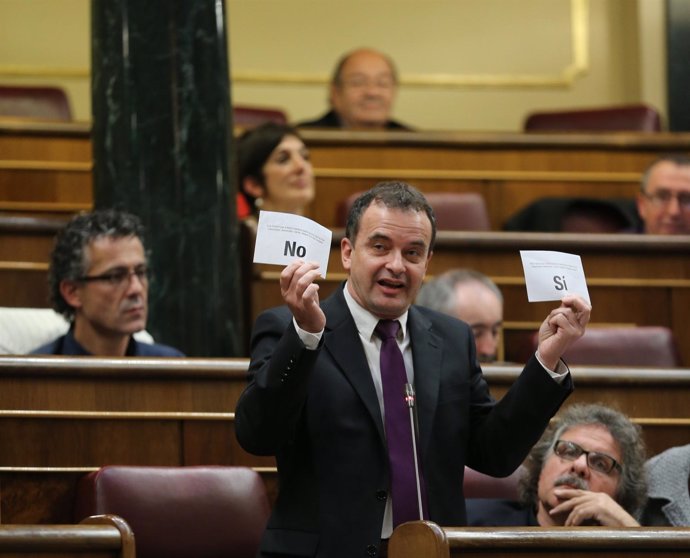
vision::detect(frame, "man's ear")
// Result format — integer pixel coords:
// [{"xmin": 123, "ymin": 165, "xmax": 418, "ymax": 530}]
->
[
  {"xmin": 341, "ymin": 236, "xmax": 353, "ymax": 271},
  {"xmin": 242, "ymin": 176, "xmax": 265, "ymax": 200},
  {"xmin": 329, "ymin": 83, "xmax": 340, "ymax": 110},
  {"xmin": 59, "ymin": 280, "xmax": 82, "ymax": 310}
]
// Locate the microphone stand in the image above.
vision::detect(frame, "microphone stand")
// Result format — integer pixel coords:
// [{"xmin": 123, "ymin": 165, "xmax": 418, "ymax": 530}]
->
[{"xmin": 404, "ymin": 383, "xmax": 424, "ymax": 520}]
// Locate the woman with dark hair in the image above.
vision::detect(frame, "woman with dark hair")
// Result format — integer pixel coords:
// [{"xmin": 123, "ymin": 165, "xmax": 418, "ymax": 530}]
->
[{"xmin": 236, "ymin": 122, "xmax": 315, "ymax": 222}]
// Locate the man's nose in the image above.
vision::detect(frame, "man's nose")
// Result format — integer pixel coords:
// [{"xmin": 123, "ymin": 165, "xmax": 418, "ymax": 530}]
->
[
  {"xmin": 386, "ymin": 251, "xmax": 405, "ymax": 273},
  {"xmin": 475, "ymin": 333, "xmax": 497, "ymax": 358},
  {"xmin": 571, "ymin": 453, "xmax": 591, "ymax": 477},
  {"xmin": 125, "ymin": 272, "xmax": 146, "ymax": 294},
  {"xmin": 666, "ymin": 195, "xmax": 682, "ymax": 214}
]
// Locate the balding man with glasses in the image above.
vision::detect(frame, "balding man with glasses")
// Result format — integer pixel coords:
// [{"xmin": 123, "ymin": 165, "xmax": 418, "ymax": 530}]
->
[
  {"xmin": 636, "ymin": 154, "xmax": 690, "ymax": 235},
  {"xmin": 297, "ymin": 48, "xmax": 411, "ymax": 131},
  {"xmin": 467, "ymin": 403, "xmax": 647, "ymax": 527},
  {"xmin": 32, "ymin": 209, "xmax": 183, "ymax": 356}
]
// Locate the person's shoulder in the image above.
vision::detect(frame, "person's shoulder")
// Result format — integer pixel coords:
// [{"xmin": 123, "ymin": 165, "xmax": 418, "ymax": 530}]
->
[
  {"xmin": 386, "ymin": 119, "xmax": 413, "ymax": 131},
  {"xmin": 647, "ymin": 444, "xmax": 690, "ymax": 472},
  {"xmin": 29, "ymin": 336, "xmax": 63, "ymax": 355},
  {"xmin": 466, "ymin": 498, "xmax": 535, "ymax": 526},
  {"xmin": 295, "ymin": 111, "xmax": 340, "ymax": 128},
  {"xmin": 412, "ymin": 304, "xmax": 469, "ymax": 332},
  {"xmin": 135, "ymin": 341, "xmax": 185, "ymax": 357}
]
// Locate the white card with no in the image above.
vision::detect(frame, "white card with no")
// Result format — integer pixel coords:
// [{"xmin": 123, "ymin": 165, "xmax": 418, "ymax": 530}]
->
[
  {"xmin": 253, "ymin": 211, "xmax": 332, "ymax": 278},
  {"xmin": 520, "ymin": 250, "xmax": 591, "ymax": 305}
]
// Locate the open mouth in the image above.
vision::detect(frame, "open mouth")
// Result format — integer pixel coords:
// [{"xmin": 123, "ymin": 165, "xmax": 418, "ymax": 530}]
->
[{"xmin": 378, "ymin": 278, "xmax": 405, "ymax": 293}]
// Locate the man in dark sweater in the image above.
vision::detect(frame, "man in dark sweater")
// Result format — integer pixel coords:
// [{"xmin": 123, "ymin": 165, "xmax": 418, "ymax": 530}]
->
[
  {"xmin": 467, "ymin": 404, "xmax": 647, "ymax": 527},
  {"xmin": 297, "ymin": 48, "xmax": 411, "ymax": 131},
  {"xmin": 32, "ymin": 209, "xmax": 183, "ymax": 357}
]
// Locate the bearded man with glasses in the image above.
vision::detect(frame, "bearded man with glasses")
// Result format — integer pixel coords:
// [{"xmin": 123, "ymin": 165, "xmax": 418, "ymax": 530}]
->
[
  {"xmin": 467, "ymin": 403, "xmax": 647, "ymax": 527},
  {"xmin": 32, "ymin": 209, "xmax": 184, "ymax": 357}
]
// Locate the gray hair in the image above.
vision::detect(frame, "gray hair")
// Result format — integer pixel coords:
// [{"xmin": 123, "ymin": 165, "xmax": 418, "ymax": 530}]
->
[
  {"xmin": 640, "ymin": 153, "xmax": 690, "ymax": 192},
  {"xmin": 49, "ymin": 209, "xmax": 146, "ymax": 320},
  {"xmin": 519, "ymin": 403, "xmax": 647, "ymax": 518},
  {"xmin": 416, "ymin": 269, "xmax": 502, "ymax": 315}
]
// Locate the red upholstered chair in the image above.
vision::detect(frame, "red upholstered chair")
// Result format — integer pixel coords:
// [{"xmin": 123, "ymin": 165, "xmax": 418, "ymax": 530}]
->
[
  {"xmin": 0, "ymin": 85, "xmax": 72, "ymax": 121},
  {"xmin": 233, "ymin": 104, "xmax": 288, "ymax": 128},
  {"xmin": 74, "ymin": 466, "xmax": 270, "ymax": 558},
  {"xmin": 528, "ymin": 326, "xmax": 681, "ymax": 367},
  {"xmin": 463, "ymin": 466, "xmax": 524, "ymax": 500},
  {"xmin": 337, "ymin": 191, "xmax": 491, "ymax": 231},
  {"xmin": 523, "ymin": 103, "xmax": 662, "ymax": 132}
]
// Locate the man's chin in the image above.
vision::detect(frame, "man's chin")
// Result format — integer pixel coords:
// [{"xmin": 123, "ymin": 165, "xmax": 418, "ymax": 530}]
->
[{"xmin": 122, "ymin": 319, "xmax": 147, "ymax": 335}]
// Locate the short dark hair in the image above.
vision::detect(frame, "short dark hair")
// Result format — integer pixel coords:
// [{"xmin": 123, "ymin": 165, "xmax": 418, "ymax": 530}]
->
[
  {"xmin": 344, "ymin": 181, "xmax": 436, "ymax": 251},
  {"xmin": 330, "ymin": 48, "xmax": 398, "ymax": 87},
  {"xmin": 49, "ymin": 209, "xmax": 145, "ymax": 320},
  {"xmin": 519, "ymin": 403, "xmax": 647, "ymax": 518},
  {"xmin": 237, "ymin": 122, "xmax": 304, "ymax": 213},
  {"xmin": 641, "ymin": 153, "xmax": 690, "ymax": 192}
]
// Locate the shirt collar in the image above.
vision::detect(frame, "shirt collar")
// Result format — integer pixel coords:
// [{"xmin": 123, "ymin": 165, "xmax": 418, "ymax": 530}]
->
[{"xmin": 342, "ymin": 281, "xmax": 409, "ymax": 342}]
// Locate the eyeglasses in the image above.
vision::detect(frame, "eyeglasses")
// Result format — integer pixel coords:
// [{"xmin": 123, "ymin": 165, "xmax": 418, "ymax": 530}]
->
[
  {"xmin": 553, "ymin": 439, "xmax": 622, "ymax": 474},
  {"xmin": 339, "ymin": 76, "xmax": 396, "ymax": 90},
  {"xmin": 77, "ymin": 265, "xmax": 149, "ymax": 288},
  {"xmin": 642, "ymin": 190, "xmax": 690, "ymax": 210}
]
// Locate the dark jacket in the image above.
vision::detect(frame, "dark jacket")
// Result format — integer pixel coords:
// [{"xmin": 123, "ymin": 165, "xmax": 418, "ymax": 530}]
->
[
  {"xmin": 466, "ymin": 498, "xmax": 539, "ymax": 526},
  {"xmin": 31, "ymin": 327, "xmax": 184, "ymax": 356},
  {"xmin": 235, "ymin": 286, "xmax": 571, "ymax": 557},
  {"xmin": 296, "ymin": 109, "xmax": 412, "ymax": 130}
]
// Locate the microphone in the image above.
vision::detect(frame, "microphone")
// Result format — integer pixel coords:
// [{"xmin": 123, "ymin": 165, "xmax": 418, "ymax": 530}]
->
[{"xmin": 404, "ymin": 383, "xmax": 424, "ymax": 520}]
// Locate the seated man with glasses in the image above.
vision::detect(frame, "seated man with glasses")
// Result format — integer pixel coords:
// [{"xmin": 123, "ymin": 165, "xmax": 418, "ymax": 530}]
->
[
  {"xmin": 466, "ymin": 403, "xmax": 646, "ymax": 527},
  {"xmin": 31, "ymin": 209, "xmax": 184, "ymax": 356},
  {"xmin": 297, "ymin": 48, "xmax": 411, "ymax": 130},
  {"xmin": 636, "ymin": 154, "xmax": 690, "ymax": 235}
]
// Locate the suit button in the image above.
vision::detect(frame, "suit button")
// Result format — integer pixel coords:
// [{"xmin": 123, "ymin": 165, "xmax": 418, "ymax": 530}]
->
[
  {"xmin": 366, "ymin": 544, "xmax": 377, "ymax": 556},
  {"xmin": 375, "ymin": 490, "xmax": 387, "ymax": 501}
]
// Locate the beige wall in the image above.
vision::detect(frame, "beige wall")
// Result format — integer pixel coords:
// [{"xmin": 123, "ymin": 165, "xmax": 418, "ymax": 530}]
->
[{"xmin": 0, "ymin": 0, "xmax": 667, "ymax": 130}]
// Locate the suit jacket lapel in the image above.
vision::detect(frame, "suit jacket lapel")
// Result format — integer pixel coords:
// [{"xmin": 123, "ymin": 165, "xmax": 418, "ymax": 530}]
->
[
  {"xmin": 322, "ymin": 287, "xmax": 386, "ymax": 443},
  {"xmin": 408, "ymin": 306, "xmax": 443, "ymax": 458}
]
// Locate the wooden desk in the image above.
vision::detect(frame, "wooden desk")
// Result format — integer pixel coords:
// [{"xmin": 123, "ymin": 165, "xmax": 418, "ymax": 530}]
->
[
  {"xmin": 251, "ymin": 231, "xmax": 690, "ymax": 365},
  {"xmin": 0, "ymin": 515, "xmax": 134, "ymax": 558},
  {"xmin": 3, "ymin": 122, "xmax": 690, "ymax": 227},
  {"xmin": 389, "ymin": 522, "xmax": 690, "ymax": 558},
  {"xmin": 0, "ymin": 356, "xmax": 274, "ymax": 523},
  {"xmin": 301, "ymin": 129, "xmax": 690, "ymax": 229},
  {"xmin": 0, "ymin": 120, "xmax": 92, "ymax": 216},
  {"xmin": 483, "ymin": 365, "xmax": 690, "ymax": 457},
  {"xmin": 0, "ymin": 356, "xmax": 688, "ymax": 524}
]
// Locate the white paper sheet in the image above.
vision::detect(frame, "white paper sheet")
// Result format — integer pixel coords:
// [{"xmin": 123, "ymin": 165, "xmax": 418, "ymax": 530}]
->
[
  {"xmin": 520, "ymin": 250, "xmax": 591, "ymax": 305},
  {"xmin": 253, "ymin": 211, "xmax": 332, "ymax": 277}
]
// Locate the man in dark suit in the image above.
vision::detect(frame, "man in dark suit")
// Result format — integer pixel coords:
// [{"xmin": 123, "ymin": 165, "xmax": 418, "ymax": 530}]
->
[{"xmin": 235, "ymin": 181, "xmax": 591, "ymax": 558}]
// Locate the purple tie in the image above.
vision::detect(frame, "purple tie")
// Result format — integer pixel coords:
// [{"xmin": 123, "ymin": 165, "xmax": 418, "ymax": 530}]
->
[{"xmin": 375, "ymin": 319, "xmax": 427, "ymax": 526}]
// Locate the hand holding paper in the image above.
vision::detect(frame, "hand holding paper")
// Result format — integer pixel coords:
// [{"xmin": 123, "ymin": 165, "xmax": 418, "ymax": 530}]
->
[
  {"xmin": 253, "ymin": 211, "xmax": 331, "ymax": 333},
  {"xmin": 520, "ymin": 251, "xmax": 592, "ymax": 370},
  {"xmin": 537, "ymin": 295, "xmax": 592, "ymax": 370},
  {"xmin": 520, "ymin": 250, "xmax": 591, "ymax": 305},
  {"xmin": 253, "ymin": 211, "xmax": 332, "ymax": 277}
]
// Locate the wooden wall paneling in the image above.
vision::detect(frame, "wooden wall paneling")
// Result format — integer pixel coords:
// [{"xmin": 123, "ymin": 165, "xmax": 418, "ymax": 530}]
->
[{"xmin": 0, "ymin": 263, "xmax": 50, "ymax": 307}]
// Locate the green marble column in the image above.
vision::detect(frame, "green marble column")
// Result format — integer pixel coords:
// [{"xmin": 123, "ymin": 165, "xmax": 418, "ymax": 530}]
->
[{"xmin": 91, "ymin": 0, "xmax": 242, "ymax": 356}]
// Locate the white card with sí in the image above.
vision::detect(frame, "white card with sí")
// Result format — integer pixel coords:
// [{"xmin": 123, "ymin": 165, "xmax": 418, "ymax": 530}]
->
[{"xmin": 520, "ymin": 250, "xmax": 591, "ymax": 305}]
